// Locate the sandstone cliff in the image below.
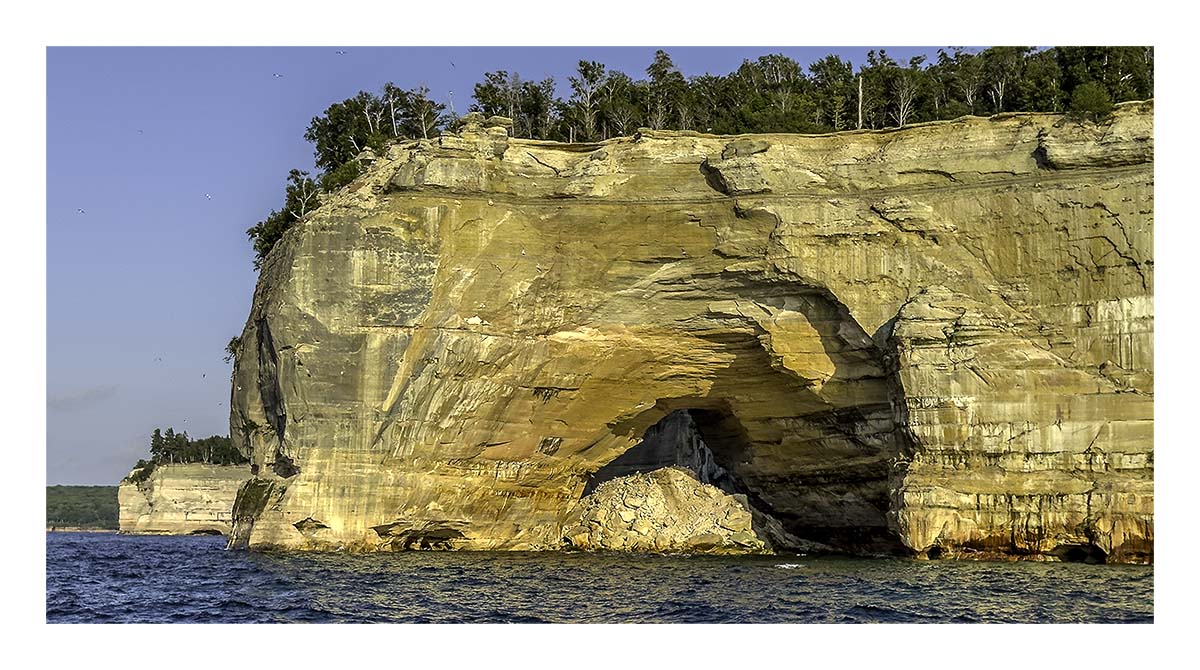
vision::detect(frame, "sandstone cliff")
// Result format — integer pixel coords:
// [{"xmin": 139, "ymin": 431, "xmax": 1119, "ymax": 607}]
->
[
  {"xmin": 119, "ymin": 464, "xmax": 250, "ymax": 535},
  {"xmin": 227, "ymin": 103, "xmax": 1153, "ymax": 562}
]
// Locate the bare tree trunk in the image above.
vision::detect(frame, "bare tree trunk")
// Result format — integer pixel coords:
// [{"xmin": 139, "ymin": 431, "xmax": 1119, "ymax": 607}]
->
[
  {"xmin": 893, "ymin": 73, "xmax": 917, "ymax": 127},
  {"xmin": 989, "ymin": 81, "xmax": 1005, "ymax": 113},
  {"xmin": 857, "ymin": 76, "xmax": 863, "ymax": 130}
]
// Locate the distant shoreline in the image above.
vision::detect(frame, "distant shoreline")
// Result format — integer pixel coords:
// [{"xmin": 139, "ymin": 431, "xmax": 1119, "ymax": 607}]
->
[{"xmin": 46, "ymin": 527, "xmax": 118, "ymax": 533}]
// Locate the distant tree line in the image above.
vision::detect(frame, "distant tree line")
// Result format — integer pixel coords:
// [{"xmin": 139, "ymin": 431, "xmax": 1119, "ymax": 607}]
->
[
  {"xmin": 46, "ymin": 486, "xmax": 119, "ymax": 529},
  {"xmin": 247, "ymin": 46, "xmax": 1153, "ymax": 267},
  {"xmin": 125, "ymin": 428, "xmax": 247, "ymax": 484}
]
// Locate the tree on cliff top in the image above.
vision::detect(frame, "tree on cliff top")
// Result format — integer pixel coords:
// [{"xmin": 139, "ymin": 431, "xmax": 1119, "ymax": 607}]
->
[
  {"xmin": 245, "ymin": 47, "xmax": 1153, "ymax": 270},
  {"xmin": 131, "ymin": 428, "xmax": 248, "ymax": 476},
  {"xmin": 1068, "ymin": 81, "xmax": 1114, "ymax": 122},
  {"xmin": 246, "ymin": 169, "xmax": 321, "ymax": 269}
]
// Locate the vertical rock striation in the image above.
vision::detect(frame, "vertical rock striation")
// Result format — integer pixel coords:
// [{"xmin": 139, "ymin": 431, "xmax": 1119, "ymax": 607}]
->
[{"xmin": 228, "ymin": 106, "xmax": 1153, "ymax": 562}]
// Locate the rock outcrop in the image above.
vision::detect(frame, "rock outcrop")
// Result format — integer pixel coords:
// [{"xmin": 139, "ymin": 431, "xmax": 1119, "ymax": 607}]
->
[
  {"xmin": 228, "ymin": 104, "xmax": 1153, "ymax": 562},
  {"xmin": 119, "ymin": 464, "xmax": 250, "ymax": 536},
  {"xmin": 563, "ymin": 467, "xmax": 768, "ymax": 554}
]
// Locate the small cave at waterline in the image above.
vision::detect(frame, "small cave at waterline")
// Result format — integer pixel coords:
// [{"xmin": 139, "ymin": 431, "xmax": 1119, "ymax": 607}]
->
[
  {"xmin": 1052, "ymin": 544, "xmax": 1109, "ymax": 564},
  {"xmin": 584, "ymin": 403, "xmax": 908, "ymax": 556}
]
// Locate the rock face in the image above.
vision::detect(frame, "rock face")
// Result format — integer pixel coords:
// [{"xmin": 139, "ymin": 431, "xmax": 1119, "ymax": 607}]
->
[
  {"xmin": 228, "ymin": 105, "xmax": 1153, "ymax": 562},
  {"xmin": 563, "ymin": 467, "xmax": 768, "ymax": 554},
  {"xmin": 119, "ymin": 464, "xmax": 250, "ymax": 536}
]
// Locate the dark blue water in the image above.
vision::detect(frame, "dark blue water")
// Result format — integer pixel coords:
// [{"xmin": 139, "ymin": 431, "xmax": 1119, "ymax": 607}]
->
[{"xmin": 46, "ymin": 532, "xmax": 1153, "ymax": 623}]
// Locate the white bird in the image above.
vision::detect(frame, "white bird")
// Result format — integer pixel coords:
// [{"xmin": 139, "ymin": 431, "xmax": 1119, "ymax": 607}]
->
[
  {"xmin": 335, "ymin": 50, "xmax": 347, "ymax": 55},
  {"xmin": 205, "ymin": 193, "xmax": 212, "ymax": 200},
  {"xmin": 272, "ymin": 73, "xmax": 284, "ymax": 78},
  {"xmin": 76, "ymin": 208, "xmax": 85, "ymax": 214}
]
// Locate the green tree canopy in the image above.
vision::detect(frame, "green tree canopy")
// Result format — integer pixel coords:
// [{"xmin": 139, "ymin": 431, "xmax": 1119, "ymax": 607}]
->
[{"xmin": 245, "ymin": 47, "xmax": 1153, "ymax": 269}]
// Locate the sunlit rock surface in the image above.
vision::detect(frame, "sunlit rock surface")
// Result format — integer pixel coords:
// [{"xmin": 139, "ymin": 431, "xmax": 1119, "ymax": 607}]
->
[
  {"xmin": 228, "ymin": 104, "xmax": 1153, "ymax": 562},
  {"xmin": 563, "ymin": 467, "xmax": 768, "ymax": 554},
  {"xmin": 118, "ymin": 464, "xmax": 250, "ymax": 536}
]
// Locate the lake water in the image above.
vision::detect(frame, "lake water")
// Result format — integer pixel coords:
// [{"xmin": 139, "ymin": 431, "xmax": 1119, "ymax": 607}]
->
[{"xmin": 46, "ymin": 532, "xmax": 1153, "ymax": 623}]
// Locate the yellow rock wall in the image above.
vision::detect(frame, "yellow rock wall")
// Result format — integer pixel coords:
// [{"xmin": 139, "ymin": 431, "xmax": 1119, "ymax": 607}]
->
[
  {"xmin": 228, "ymin": 104, "xmax": 1153, "ymax": 562},
  {"xmin": 119, "ymin": 464, "xmax": 250, "ymax": 536}
]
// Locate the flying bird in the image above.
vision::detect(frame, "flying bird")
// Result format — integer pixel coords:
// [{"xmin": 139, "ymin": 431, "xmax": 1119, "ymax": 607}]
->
[
  {"xmin": 205, "ymin": 193, "xmax": 212, "ymax": 200},
  {"xmin": 335, "ymin": 50, "xmax": 347, "ymax": 55},
  {"xmin": 450, "ymin": 61, "xmax": 456, "ymax": 68},
  {"xmin": 272, "ymin": 72, "xmax": 284, "ymax": 78},
  {"xmin": 76, "ymin": 208, "xmax": 85, "ymax": 214},
  {"xmin": 137, "ymin": 129, "xmax": 144, "ymax": 135},
  {"xmin": 202, "ymin": 373, "xmax": 206, "ymax": 378}
]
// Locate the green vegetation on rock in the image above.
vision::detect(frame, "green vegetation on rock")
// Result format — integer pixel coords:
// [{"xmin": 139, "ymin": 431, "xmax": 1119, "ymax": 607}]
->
[
  {"xmin": 122, "ymin": 428, "xmax": 249, "ymax": 484},
  {"xmin": 1069, "ymin": 81, "xmax": 1115, "ymax": 122},
  {"xmin": 47, "ymin": 486, "xmax": 118, "ymax": 529},
  {"xmin": 246, "ymin": 46, "xmax": 1153, "ymax": 267}
]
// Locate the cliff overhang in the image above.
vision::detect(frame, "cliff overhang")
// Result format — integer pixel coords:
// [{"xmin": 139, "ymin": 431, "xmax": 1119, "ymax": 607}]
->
[{"xmin": 227, "ymin": 104, "xmax": 1153, "ymax": 563}]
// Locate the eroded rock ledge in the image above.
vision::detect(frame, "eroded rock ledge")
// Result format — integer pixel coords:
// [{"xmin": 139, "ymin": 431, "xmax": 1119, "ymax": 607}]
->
[
  {"xmin": 227, "ymin": 103, "xmax": 1153, "ymax": 563},
  {"xmin": 118, "ymin": 464, "xmax": 251, "ymax": 536}
]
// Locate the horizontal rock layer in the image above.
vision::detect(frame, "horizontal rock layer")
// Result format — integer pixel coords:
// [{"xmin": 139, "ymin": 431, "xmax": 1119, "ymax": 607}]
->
[
  {"xmin": 118, "ymin": 464, "xmax": 251, "ymax": 536},
  {"xmin": 228, "ymin": 104, "xmax": 1153, "ymax": 562}
]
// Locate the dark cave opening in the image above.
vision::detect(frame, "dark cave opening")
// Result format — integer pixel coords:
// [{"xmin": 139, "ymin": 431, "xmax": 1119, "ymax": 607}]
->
[
  {"xmin": 587, "ymin": 389, "xmax": 909, "ymax": 556},
  {"xmin": 1053, "ymin": 544, "xmax": 1109, "ymax": 564},
  {"xmin": 189, "ymin": 529, "xmax": 225, "ymax": 536},
  {"xmin": 584, "ymin": 406, "xmax": 806, "ymax": 551},
  {"xmin": 584, "ymin": 408, "xmax": 739, "ymax": 497}
]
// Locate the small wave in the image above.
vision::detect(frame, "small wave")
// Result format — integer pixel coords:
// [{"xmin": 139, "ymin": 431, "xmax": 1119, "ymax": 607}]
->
[{"xmin": 46, "ymin": 533, "xmax": 1153, "ymax": 623}]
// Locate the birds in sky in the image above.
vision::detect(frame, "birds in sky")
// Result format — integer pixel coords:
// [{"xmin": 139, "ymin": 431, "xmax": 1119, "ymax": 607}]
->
[
  {"xmin": 76, "ymin": 208, "xmax": 85, "ymax": 214},
  {"xmin": 205, "ymin": 193, "xmax": 212, "ymax": 200},
  {"xmin": 450, "ymin": 61, "xmax": 456, "ymax": 68},
  {"xmin": 136, "ymin": 129, "xmax": 144, "ymax": 135},
  {"xmin": 335, "ymin": 50, "xmax": 347, "ymax": 55},
  {"xmin": 272, "ymin": 72, "xmax": 284, "ymax": 78}
]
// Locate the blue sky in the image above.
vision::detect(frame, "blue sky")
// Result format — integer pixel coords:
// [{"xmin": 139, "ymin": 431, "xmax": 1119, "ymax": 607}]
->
[{"xmin": 46, "ymin": 46, "xmax": 950, "ymax": 485}]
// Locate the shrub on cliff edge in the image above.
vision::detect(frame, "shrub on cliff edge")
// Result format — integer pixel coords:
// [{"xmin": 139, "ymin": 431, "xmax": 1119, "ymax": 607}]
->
[{"xmin": 1068, "ymin": 81, "xmax": 1114, "ymax": 122}]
